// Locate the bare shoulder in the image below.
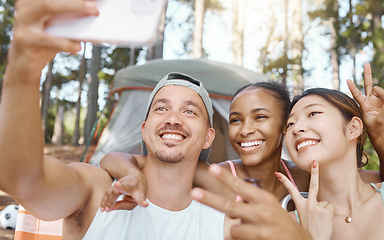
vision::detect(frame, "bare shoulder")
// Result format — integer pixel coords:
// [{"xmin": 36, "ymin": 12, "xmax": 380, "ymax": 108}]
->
[
  {"xmin": 196, "ymin": 159, "xmax": 232, "ymax": 173},
  {"xmin": 197, "ymin": 160, "xmax": 210, "ymax": 171},
  {"xmin": 219, "ymin": 159, "xmax": 241, "ymax": 171},
  {"xmin": 370, "ymin": 181, "xmax": 383, "ymax": 189}
]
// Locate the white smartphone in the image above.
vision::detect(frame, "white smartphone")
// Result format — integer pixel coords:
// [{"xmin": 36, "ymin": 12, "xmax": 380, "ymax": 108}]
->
[{"xmin": 45, "ymin": 0, "xmax": 168, "ymax": 47}]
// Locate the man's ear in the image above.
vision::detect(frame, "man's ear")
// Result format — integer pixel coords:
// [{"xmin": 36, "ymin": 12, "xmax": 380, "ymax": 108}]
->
[
  {"xmin": 141, "ymin": 122, "xmax": 146, "ymax": 143},
  {"xmin": 202, "ymin": 128, "xmax": 215, "ymax": 150},
  {"xmin": 347, "ymin": 116, "xmax": 364, "ymax": 141}
]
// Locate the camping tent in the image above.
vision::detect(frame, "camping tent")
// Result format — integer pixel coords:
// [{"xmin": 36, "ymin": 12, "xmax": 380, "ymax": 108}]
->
[{"xmin": 86, "ymin": 58, "xmax": 269, "ymax": 165}]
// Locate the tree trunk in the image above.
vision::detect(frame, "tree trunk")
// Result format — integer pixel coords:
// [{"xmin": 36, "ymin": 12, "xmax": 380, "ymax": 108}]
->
[
  {"xmin": 282, "ymin": 0, "xmax": 289, "ymax": 85},
  {"xmin": 329, "ymin": 0, "xmax": 340, "ymax": 90},
  {"xmin": 351, "ymin": 44, "xmax": 357, "ymax": 84},
  {"xmin": 193, "ymin": 0, "xmax": 205, "ymax": 58},
  {"xmin": 330, "ymin": 27, "xmax": 340, "ymax": 90},
  {"xmin": 372, "ymin": 13, "xmax": 383, "ymax": 84},
  {"xmin": 231, "ymin": 0, "xmax": 244, "ymax": 66},
  {"xmin": 84, "ymin": 45, "xmax": 101, "ymax": 145},
  {"xmin": 146, "ymin": 2, "xmax": 167, "ymax": 60},
  {"xmin": 73, "ymin": 46, "xmax": 87, "ymax": 145},
  {"xmin": 349, "ymin": 0, "xmax": 356, "ymax": 85},
  {"xmin": 130, "ymin": 47, "xmax": 135, "ymax": 66},
  {"xmin": 41, "ymin": 60, "xmax": 54, "ymax": 139},
  {"xmin": 258, "ymin": 1, "xmax": 277, "ymax": 73},
  {"xmin": 291, "ymin": 0, "xmax": 304, "ymax": 94},
  {"xmin": 52, "ymin": 105, "xmax": 65, "ymax": 145}
]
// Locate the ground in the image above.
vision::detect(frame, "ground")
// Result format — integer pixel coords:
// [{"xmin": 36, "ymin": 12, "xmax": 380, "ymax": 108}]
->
[{"xmin": 0, "ymin": 144, "xmax": 86, "ymax": 240}]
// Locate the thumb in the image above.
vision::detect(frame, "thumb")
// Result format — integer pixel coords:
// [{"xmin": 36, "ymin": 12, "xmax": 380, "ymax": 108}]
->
[{"xmin": 133, "ymin": 190, "xmax": 148, "ymax": 208}]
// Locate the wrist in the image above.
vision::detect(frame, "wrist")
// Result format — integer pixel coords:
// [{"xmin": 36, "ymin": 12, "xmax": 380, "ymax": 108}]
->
[
  {"xmin": 6, "ymin": 40, "xmax": 56, "ymax": 83},
  {"xmin": 4, "ymin": 59, "xmax": 45, "ymax": 86},
  {"xmin": 117, "ymin": 167, "xmax": 141, "ymax": 181},
  {"xmin": 367, "ymin": 130, "xmax": 383, "ymax": 146}
]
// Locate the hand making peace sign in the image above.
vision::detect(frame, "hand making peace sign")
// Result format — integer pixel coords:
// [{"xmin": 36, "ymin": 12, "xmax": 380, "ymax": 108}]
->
[
  {"xmin": 276, "ymin": 160, "xmax": 333, "ymax": 240},
  {"xmin": 347, "ymin": 64, "xmax": 384, "ymax": 132},
  {"xmin": 191, "ymin": 164, "xmax": 313, "ymax": 240},
  {"xmin": 347, "ymin": 63, "xmax": 384, "ymax": 180}
]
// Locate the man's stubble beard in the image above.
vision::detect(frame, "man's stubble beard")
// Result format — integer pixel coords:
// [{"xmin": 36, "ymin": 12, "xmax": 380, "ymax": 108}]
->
[{"xmin": 155, "ymin": 150, "xmax": 183, "ymax": 163}]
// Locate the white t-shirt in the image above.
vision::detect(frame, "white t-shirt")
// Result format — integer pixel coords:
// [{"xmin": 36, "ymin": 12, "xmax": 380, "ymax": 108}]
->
[{"xmin": 83, "ymin": 199, "xmax": 225, "ymax": 240}]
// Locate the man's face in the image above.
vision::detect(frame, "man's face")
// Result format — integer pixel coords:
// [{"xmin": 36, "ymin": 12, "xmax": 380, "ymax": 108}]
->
[{"xmin": 142, "ymin": 85, "xmax": 214, "ymax": 164}]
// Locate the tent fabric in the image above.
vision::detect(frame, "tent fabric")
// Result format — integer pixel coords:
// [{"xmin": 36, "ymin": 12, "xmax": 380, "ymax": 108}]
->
[
  {"xmin": 111, "ymin": 58, "xmax": 268, "ymax": 96},
  {"xmin": 88, "ymin": 58, "xmax": 269, "ymax": 166}
]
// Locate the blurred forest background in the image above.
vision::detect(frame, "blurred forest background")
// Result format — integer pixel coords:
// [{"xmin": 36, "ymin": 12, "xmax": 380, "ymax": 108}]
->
[{"xmin": 0, "ymin": 0, "xmax": 383, "ymax": 169}]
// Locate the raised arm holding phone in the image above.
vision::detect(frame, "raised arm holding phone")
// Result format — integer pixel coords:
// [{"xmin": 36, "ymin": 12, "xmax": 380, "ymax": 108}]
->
[{"xmin": 0, "ymin": 0, "xmax": 227, "ymax": 239}]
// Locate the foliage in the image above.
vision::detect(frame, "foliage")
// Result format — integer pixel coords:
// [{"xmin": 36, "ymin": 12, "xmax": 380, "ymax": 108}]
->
[
  {"xmin": 334, "ymin": 0, "xmax": 384, "ymax": 170},
  {"xmin": 100, "ymin": 46, "xmax": 141, "ymax": 85},
  {"xmin": 45, "ymin": 99, "xmax": 76, "ymax": 142},
  {"xmin": 257, "ymin": 0, "xmax": 308, "ymax": 86},
  {"xmin": 263, "ymin": 55, "xmax": 292, "ymax": 79},
  {"xmin": 349, "ymin": 0, "xmax": 384, "ymax": 87},
  {"xmin": 64, "ymin": 107, "xmax": 87, "ymax": 143},
  {"xmin": 166, "ymin": 0, "xmax": 225, "ymax": 57},
  {"xmin": 0, "ymin": 0, "xmax": 15, "ymax": 93},
  {"xmin": 363, "ymin": 137, "xmax": 379, "ymax": 171},
  {"xmin": 0, "ymin": 0, "xmax": 14, "ymax": 61}
]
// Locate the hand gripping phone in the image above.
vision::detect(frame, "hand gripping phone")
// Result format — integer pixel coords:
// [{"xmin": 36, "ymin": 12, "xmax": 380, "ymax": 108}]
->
[{"xmin": 45, "ymin": 0, "xmax": 168, "ymax": 47}]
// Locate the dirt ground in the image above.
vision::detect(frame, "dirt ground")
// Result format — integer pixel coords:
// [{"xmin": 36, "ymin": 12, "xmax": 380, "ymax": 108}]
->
[{"xmin": 0, "ymin": 144, "xmax": 86, "ymax": 240}]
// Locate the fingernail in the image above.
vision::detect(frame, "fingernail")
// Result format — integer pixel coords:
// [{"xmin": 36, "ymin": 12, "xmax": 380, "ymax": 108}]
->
[
  {"xmin": 74, "ymin": 43, "xmax": 82, "ymax": 52},
  {"xmin": 275, "ymin": 172, "xmax": 282, "ymax": 180},
  {"xmin": 191, "ymin": 189, "xmax": 203, "ymax": 200},
  {"xmin": 209, "ymin": 164, "xmax": 221, "ymax": 175},
  {"xmin": 100, "ymin": 207, "xmax": 104, "ymax": 212},
  {"xmin": 85, "ymin": 1, "xmax": 99, "ymax": 15},
  {"xmin": 312, "ymin": 160, "xmax": 318, "ymax": 169},
  {"xmin": 105, "ymin": 207, "xmax": 110, "ymax": 212}
]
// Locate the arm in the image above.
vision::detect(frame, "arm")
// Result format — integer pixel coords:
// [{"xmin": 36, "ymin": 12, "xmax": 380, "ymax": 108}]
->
[
  {"xmin": 347, "ymin": 64, "xmax": 384, "ymax": 180},
  {"xmin": 0, "ymin": 0, "xmax": 101, "ymax": 220},
  {"xmin": 100, "ymin": 152, "xmax": 146, "ymax": 180},
  {"xmin": 367, "ymin": 85, "xmax": 384, "ymax": 179},
  {"xmin": 99, "ymin": 152, "xmax": 148, "ymax": 211},
  {"xmin": 191, "ymin": 165, "xmax": 314, "ymax": 240},
  {"xmin": 99, "ymin": 153, "xmax": 235, "ymax": 210},
  {"xmin": 193, "ymin": 161, "xmax": 235, "ymax": 199}
]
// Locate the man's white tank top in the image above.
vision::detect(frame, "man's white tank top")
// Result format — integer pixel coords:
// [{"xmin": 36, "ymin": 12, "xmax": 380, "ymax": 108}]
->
[{"xmin": 83, "ymin": 199, "xmax": 224, "ymax": 240}]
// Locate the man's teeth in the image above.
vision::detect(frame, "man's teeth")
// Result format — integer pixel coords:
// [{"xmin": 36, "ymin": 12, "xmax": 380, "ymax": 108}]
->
[
  {"xmin": 297, "ymin": 140, "xmax": 316, "ymax": 150},
  {"xmin": 162, "ymin": 134, "xmax": 183, "ymax": 140},
  {"xmin": 241, "ymin": 140, "xmax": 264, "ymax": 148}
]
